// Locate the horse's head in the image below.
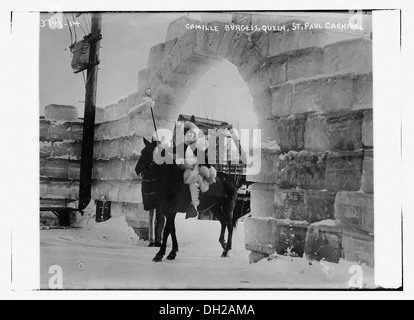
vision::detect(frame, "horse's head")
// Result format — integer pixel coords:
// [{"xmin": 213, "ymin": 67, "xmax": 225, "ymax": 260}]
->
[{"xmin": 135, "ymin": 138, "xmax": 159, "ymax": 176}]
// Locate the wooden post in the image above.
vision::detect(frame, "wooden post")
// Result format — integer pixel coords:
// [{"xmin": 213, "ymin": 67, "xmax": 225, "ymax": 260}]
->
[{"xmin": 78, "ymin": 13, "xmax": 102, "ymax": 211}]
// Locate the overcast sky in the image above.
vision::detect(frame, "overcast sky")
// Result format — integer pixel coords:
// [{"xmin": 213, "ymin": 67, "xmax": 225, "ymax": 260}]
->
[
  {"xmin": 40, "ymin": 13, "xmax": 182, "ymax": 112},
  {"xmin": 39, "ymin": 11, "xmax": 371, "ymax": 130}
]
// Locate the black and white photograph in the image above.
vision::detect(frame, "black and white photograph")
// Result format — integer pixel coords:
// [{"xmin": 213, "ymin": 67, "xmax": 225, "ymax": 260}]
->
[
  {"xmin": 2, "ymin": 0, "xmax": 411, "ymax": 300},
  {"xmin": 36, "ymin": 10, "xmax": 378, "ymax": 290}
]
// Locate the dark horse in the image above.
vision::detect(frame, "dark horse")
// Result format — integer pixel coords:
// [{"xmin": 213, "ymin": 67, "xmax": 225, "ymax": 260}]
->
[{"xmin": 135, "ymin": 138, "xmax": 239, "ymax": 262}]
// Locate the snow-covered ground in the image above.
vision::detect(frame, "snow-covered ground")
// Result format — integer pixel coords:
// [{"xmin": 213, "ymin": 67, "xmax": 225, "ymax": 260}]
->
[{"xmin": 40, "ymin": 213, "xmax": 376, "ymax": 290}]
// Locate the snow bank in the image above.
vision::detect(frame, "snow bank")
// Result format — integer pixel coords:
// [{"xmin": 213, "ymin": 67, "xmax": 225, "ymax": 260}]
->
[
  {"xmin": 73, "ymin": 203, "xmax": 143, "ymax": 246},
  {"xmin": 87, "ymin": 216, "xmax": 141, "ymax": 245},
  {"xmin": 252, "ymin": 254, "xmax": 376, "ymax": 289}
]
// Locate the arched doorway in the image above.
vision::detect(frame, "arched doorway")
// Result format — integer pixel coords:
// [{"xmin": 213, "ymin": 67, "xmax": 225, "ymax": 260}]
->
[{"xmin": 181, "ymin": 60, "xmax": 257, "ymax": 131}]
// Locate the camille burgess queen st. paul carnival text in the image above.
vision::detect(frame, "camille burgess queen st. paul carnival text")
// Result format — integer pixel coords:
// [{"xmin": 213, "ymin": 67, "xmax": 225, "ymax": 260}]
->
[{"xmin": 185, "ymin": 21, "xmax": 364, "ymax": 33}]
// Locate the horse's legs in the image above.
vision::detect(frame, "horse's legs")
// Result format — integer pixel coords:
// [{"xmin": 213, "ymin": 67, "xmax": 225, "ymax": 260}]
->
[
  {"xmin": 153, "ymin": 214, "xmax": 171, "ymax": 262},
  {"xmin": 219, "ymin": 220, "xmax": 227, "ymax": 250},
  {"xmin": 210, "ymin": 203, "xmax": 228, "ymax": 252},
  {"xmin": 222, "ymin": 221, "xmax": 233, "ymax": 258},
  {"xmin": 222, "ymin": 197, "xmax": 236, "ymax": 258},
  {"xmin": 167, "ymin": 212, "xmax": 178, "ymax": 260},
  {"xmin": 155, "ymin": 207, "xmax": 165, "ymax": 245},
  {"xmin": 148, "ymin": 208, "xmax": 155, "ymax": 245},
  {"xmin": 170, "ymin": 212, "xmax": 178, "ymax": 252}
]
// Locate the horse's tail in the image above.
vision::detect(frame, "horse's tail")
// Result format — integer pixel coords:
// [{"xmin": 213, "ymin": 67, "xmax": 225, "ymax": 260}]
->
[{"xmin": 232, "ymin": 209, "xmax": 239, "ymax": 230}]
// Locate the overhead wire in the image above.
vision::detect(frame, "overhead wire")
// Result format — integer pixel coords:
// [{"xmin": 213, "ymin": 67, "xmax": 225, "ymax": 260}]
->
[
  {"xmin": 73, "ymin": 12, "xmax": 87, "ymax": 37},
  {"xmin": 64, "ymin": 13, "xmax": 74, "ymax": 46},
  {"xmin": 72, "ymin": 13, "xmax": 78, "ymax": 43},
  {"xmin": 84, "ymin": 13, "xmax": 91, "ymax": 34},
  {"xmin": 84, "ymin": 13, "xmax": 92, "ymax": 33},
  {"xmin": 71, "ymin": 13, "xmax": 78, "ymax": 42}
]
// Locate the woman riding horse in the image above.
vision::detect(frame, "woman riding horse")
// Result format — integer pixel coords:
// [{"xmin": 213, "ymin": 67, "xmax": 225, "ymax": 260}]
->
[
  {"xmin": 176, "ymin": 121, "xmax": 217, "ymax": 219},
  {"xmin": 135, "ymin": 136, "xmax": 239, "ymax": 262}
]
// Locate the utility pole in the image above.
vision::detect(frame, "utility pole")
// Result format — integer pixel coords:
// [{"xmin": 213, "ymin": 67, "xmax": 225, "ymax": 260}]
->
[{"xmin": 78, "ymin": 12, "xmax": 102, "ymax": 211}]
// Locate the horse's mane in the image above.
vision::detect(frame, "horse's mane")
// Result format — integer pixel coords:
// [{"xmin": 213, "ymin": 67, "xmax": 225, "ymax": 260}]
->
[{"xmin": 148, "ymin": 146, "xmax": 183, "ymax": 184}]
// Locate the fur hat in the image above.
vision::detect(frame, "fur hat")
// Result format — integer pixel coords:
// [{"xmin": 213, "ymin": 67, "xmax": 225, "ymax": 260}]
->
[{"xmin": 184, "ymin": 121, "xmax": 200, "ymax": 135}]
